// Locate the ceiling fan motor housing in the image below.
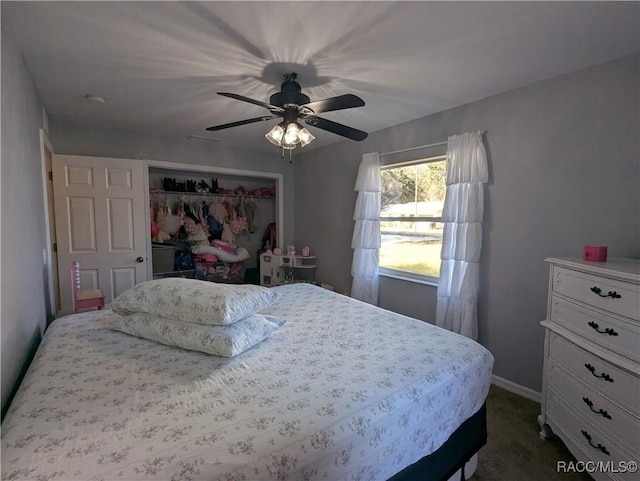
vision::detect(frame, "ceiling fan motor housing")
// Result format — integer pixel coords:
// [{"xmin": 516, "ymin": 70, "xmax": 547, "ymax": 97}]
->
[{"xmin": 269, "ymin": 73, "xmax": 310, "ymax": 107}]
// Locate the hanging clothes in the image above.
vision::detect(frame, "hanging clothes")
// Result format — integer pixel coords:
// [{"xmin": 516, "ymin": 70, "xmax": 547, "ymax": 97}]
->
[
  {"xmin": 229, "ymin": 214, "xmax": 248, "ymax": 235},
  {"xmin": 244, "ymin": 200, "xmax": 259, "ymax": 233},
  {"xmin": 175, "ymin": 198, "xmax": 185, "ymax": 223},
  {"xmin": 221, "ymin": 222, "xmax": 235, "ymax": 244},
  {"xmin": 211, "ymin": 201, "xmax": 227, "ymax": 225},
  {"xmin": 230, "ymin": 199, "xmax": 248, "ymax": 235},
  {"xmin": 194, "ymin": 200, "xmax": 211, "ymax": 239}
]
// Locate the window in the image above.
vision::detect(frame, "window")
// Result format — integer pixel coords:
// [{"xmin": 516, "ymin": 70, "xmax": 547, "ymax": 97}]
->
[{"xmin": 379, "ymin": 155, "xmax": 446, "ymax": 283}]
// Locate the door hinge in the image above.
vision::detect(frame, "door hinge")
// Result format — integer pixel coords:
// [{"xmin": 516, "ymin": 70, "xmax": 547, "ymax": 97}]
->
[
  {"xmin": 48, "ymin": 171, "xmax": 53, "ymax": 181},
  {"xmin": 53, "ymin": 243, "xmax": 57, "ymax": 253}
]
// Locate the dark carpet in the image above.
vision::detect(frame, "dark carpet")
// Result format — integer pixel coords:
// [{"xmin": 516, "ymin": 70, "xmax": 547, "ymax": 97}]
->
[{"xmin": 471, "ymin": 385, "xmax": 593, "ymax": 480}]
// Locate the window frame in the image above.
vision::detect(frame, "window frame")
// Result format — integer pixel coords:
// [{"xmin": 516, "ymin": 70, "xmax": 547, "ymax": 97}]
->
[{"xmin": 378, "ymin": 154, "xmax": 447, "ymax": 285}]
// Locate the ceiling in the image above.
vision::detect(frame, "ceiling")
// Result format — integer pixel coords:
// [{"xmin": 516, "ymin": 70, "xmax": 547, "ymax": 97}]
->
[{"xmin": 3, "ymin": 1, "xmax": 639, "ymax": 153}]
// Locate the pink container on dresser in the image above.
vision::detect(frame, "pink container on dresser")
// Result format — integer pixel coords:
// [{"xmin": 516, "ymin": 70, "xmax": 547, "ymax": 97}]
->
[{"xmin": 583, "ymin": 245, "xmax": 607, "ymax": 262}]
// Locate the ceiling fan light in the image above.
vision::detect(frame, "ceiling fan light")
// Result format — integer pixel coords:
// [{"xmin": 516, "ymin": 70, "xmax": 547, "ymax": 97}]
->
[
  {"xmin": 298, "ymin": 127, "xmax": 315, "ymax": 147},
  {"xmin": 265, "ymin": 121, "xmax": 314, "ymax": 150},
  {"xmin": 283, "ymin": 122, "xmax": 301, "ymax": 146},
  {"xmin": 265, "ymin": 123, "xmax": 285, "ymax": 146}
]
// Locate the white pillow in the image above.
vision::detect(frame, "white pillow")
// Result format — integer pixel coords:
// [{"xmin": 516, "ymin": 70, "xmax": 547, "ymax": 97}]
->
[
  {"xmin": 110, "ymin": 278, "xmax": 280, "ymax": 325},
  {"xmin": 113, "ymin": 313, "xmax": 285, "ymax": 357}
]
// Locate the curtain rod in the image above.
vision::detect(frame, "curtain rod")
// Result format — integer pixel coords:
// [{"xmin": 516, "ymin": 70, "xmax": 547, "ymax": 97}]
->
[
  {"xmin": 379, "ymin": 131, "xmax": 485, "ymax": 157},
  {"xmin": 379, "ymin": 140, "xmax": 447, "ymax": 157}
]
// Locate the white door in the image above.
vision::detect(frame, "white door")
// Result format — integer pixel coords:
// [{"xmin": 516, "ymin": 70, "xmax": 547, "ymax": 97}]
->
[
  {"xmin": 44, "ymin": 146, "xmax": 61, "ymax": 315},
  {"xmin": 53, "ymin": 154, "xmax": 149, "ymax": 314}
]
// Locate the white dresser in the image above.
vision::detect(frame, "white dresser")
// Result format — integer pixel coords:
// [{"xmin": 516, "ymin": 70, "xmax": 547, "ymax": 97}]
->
[{"xmin": 539, "ymin": 257, "xmax": 640, "ymax": 481}]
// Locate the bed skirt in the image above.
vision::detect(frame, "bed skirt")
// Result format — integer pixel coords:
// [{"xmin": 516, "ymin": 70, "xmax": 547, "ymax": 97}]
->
[{"xmin": 389, "ymin": 403, "xmax": 487, "ymax": 481}]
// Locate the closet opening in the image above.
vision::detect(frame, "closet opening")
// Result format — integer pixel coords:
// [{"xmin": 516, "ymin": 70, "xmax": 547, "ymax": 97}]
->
[{"xmin": 146, "ymin": 161, "xmax": 283, "ymax": 286}]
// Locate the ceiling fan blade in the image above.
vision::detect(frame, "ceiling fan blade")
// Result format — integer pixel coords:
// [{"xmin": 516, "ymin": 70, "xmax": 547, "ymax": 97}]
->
[
  {"xmin": 301, "ymin": 94, "xmax": 365, "ymax": 114},
  {"xmin": 206, "ymin": 116, "xmax": 277, "ymax": 131},
  {"xmin": 217, "ymin": 92, "xmax": 283, "ymax": 113},
  {"xmin": 305, "ymin": 116, "xmax": 368, "ymax": 141}
]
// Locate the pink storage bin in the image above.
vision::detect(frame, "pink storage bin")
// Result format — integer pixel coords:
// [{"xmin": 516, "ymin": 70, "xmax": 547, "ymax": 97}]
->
[{"xmin": 583, "ymin": 245, "xmax": 607, "ymax": 262}]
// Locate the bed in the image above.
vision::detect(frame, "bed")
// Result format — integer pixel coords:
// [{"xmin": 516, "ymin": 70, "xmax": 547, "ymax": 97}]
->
[{"xmin": 1, "ymin": 282, "xmax": 493, "ymax": 481}]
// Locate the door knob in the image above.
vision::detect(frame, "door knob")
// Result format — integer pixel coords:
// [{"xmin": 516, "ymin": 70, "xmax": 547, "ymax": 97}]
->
[{"xmin": 135, "ymin": 256, "xmax": 144, "ymax": 263}]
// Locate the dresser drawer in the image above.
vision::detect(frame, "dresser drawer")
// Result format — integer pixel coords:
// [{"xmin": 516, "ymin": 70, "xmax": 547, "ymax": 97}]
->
[
  {"xmin": 548, "ymin": 332, "xmax": 640, "ymax": 416},
  {"xmin": 552, "ymin": 266, "xmax": 640, "ymax": 320},
  {"xmin": 546, "ymin": 392, "xmax": 639, "ymax": 481},
  {"xmin": 547, "ymin": 361, "xmax": 640, "ymax": 451},
  {"xmin": 550, "ymin": 295, "xmax": 640, "ymax": 363}
]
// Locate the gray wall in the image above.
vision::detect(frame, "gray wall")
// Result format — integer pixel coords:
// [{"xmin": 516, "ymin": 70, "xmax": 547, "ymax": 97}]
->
[
  {"xmin": 2, "ymin": 24, "xmax": 637, "ymax": 416},
  {"xmin": 1, "ymin": 28, "xmax": 48, "ymax": 414},
  {"xmin": 294, "ymin": 54, "xmax": 640, "ymax": 392},
  {"xmin": 50, "ymin": 122, "xmax": 295, "ymax": 247}
]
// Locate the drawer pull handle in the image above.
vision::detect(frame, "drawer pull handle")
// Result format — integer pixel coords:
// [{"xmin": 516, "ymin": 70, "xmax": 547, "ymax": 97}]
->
[
  {"xmin": 582, "ymin": 397, "xmax": 612, "ymax": 419},
  {"xmin": 581, "ymin": 430, "xmax": 610, "ymax": 456},
  {"xmin": 587, "ymin": 321, "xmax": 618, "ymax": 336},
  {"xmin": 584, "ymin": 363, "xmax": 614, "ymax": 382},
  {"xmin": 590, "ymin": 286, "xmax": 621, "ymax": 299}
]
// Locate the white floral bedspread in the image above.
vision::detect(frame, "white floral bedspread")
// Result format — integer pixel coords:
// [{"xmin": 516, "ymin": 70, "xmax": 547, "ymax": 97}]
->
[{"xmin": 1, "ymin": 283, "xmax": 493, "ymax": 481}]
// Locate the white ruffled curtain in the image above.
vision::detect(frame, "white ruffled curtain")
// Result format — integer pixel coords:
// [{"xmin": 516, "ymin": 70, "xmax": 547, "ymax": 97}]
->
[
  {"xmin": 351, "ymin": 152, "xmax": 381, "ymax": 305},
  {"xmin": 436, "ymin": 132, "xmax": 488, "ymax": 340}
]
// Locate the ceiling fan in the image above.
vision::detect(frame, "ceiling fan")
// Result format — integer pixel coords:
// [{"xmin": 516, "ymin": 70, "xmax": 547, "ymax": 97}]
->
[{"xmin": 206, "ymin": 73, "xmax": 368, "ymax": 150}]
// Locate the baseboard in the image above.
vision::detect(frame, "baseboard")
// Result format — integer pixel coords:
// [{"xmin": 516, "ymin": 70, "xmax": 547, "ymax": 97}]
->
[{"xmin": 491, "ymin": 375, "xmax": 541, "ymax": 403}]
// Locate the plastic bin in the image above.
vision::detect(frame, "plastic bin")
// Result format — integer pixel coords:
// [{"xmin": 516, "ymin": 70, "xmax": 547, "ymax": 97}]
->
[{"xmin": 152, "ymin": 244, "xmax": 176, "ymax": 274}]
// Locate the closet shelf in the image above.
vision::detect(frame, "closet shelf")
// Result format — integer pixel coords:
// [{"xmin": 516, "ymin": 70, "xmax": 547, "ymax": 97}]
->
[{"xmin": 150, "ymin": 190, "xmax": 275, "ymax": 200}]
